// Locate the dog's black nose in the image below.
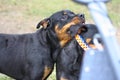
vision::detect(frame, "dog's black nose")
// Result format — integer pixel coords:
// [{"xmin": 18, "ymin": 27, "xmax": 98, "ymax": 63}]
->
[
  {"xmin": 77, "ymin": 14, "xmax": 85, "ymax": 23},
  {"xmin": 79, "ymin": 14, "xmax": 85, "ymax": 19}
]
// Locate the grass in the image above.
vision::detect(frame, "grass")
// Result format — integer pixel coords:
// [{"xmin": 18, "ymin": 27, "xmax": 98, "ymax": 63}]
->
[
  {"xmin": 107, "ymin": 0, "xmax": 120, "ymax": 27},
  {"xmin": 0, "ymin": 0, "xmax": 120, "ymax": 27},
  {"xmin": 0, "ymin": 74, "xmax": 13, "ymax": 80},
  {"xmin": 0, "ymin": 0, "xmax": 120, "ymax": 80}
]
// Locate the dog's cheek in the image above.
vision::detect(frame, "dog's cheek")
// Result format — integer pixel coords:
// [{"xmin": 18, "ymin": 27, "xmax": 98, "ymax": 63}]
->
[
  {"xmin": 58, "ymin": 33, "xmax": 71, "ymax": 47},
  {"xmin": 55, "ymin": 25, "xmax": 72, "ymax": 47},
  {"xmin": 54, "ymin": 20, "xmax": 83, "ymax": 47}
]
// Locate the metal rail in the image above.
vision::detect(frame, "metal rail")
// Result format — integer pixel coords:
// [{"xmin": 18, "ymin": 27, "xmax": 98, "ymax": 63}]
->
[{"xmin": 72, "ymin": 0, "xmax": 120, "ymax": 80}]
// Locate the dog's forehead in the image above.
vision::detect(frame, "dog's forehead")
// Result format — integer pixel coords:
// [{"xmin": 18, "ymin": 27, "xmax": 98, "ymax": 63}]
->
[
  {"xmin": 50, "ymin": 10, "xmax": 75, "ymax": 18},
  {"xmin": 62, "ymin": 10, "xmax": 75, "ymax": 15}
]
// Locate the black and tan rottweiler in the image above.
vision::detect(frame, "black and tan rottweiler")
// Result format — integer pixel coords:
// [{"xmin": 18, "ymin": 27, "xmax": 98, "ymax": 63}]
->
[
  {"xmin": 0, "ymin": 10, "xmax": 85, "ymax": 80},
  {"xmin": 56, "ymin": 24, "xmax": 100, "ymax": 80}
]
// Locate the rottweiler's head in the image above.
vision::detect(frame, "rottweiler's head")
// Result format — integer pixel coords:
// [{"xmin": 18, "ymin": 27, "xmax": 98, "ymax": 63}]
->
[
  {"xmin": 37, "ymin": 10, "xmax": 85, "ymax": 47},
  {"xmin": 70, "ymin": 24, "xmax": 102, "ymax": 50}
]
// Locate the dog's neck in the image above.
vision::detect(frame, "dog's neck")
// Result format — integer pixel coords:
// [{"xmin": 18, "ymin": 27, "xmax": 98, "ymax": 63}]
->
[
  {"xmin": 47, "ymin": 30, "xmax": 60, "ymax": 49},
  {"xmin": 36, "ymin": 29, "xmax": 60, "ymax": 50}
]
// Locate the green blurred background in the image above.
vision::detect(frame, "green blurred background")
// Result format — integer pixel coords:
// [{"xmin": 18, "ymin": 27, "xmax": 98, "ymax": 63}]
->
[{"xmin": 0, "ymin": 0, "xmax": 120, "ymax": 80}]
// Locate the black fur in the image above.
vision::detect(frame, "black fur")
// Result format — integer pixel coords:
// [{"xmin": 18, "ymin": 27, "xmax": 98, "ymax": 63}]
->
[
  {"xmin": 56, "ymin": 24, "xmax": 99, "ymax": 80},
  {"xmin": 0, "ymin": 10, "xmax": 85, "ymax": 80}
]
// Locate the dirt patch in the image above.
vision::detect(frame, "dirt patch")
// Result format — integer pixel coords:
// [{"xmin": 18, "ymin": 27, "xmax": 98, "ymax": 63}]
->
[{"xmin": 0, "ymin": 11, "xmax": 39, "ymax": 34}]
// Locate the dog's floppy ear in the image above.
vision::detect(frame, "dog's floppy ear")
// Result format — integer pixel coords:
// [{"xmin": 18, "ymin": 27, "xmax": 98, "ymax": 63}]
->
[{"xmin": 36, "ymin": 18, "xmax": 50, "ymax": 29}]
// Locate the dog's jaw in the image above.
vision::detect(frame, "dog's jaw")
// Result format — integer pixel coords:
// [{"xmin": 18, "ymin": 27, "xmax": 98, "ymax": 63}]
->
[{"xmin": 55, "ymin": 16, "xmax": 84, "ymax": 47}]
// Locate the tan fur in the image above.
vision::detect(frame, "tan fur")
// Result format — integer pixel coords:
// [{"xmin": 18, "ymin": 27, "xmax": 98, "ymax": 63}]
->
[
  {"xmin": 60, "ymin": 77, "xmax": 68, "ymax": 80},
  {"xmin": 42, "ymin": 66, "xmax": 52, "ymax": 80},
  {"xmin": 55, "ymin": 16, "xmax": 82, "ymax": 47},
  {"xmin": 86, "ymin": 38, "xmax": 92, "ymax": 43},
  {"xmin": 89, "ymin": 44, "xmax": 97, "ymax": 49}
]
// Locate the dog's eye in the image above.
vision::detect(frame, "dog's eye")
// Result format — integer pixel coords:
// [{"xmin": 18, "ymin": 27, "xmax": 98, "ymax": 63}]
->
[{"xmin": 61, "ymin": 15, "xmax": 68, "ymax": 21}]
